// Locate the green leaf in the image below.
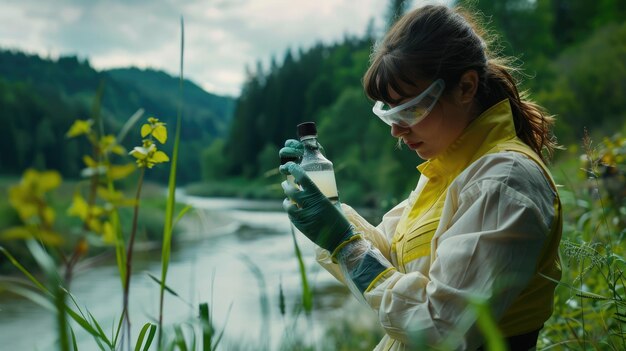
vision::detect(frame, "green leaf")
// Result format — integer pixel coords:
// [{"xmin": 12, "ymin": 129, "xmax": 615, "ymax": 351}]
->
[{"xmin": 147, "ymin": 272, "xmax": 181, "ymax": 298}]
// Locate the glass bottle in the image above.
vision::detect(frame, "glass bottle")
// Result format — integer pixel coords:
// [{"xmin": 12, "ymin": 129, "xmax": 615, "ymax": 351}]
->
[{"xmin": 297, "ymin": 122, "xmax": 339, "ymax": 203}]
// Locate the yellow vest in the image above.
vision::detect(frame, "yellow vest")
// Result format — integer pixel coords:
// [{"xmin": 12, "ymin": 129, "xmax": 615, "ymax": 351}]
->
[{"xmin": 391, "ymin": 99, "xmax": 562, "ymax": 337}]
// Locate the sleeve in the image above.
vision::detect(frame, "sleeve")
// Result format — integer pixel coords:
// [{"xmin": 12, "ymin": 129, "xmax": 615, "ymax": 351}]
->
[
  {"xmin": 336, "ymin": 177, "xmax": 555, "ymax": 349},
  {"xmin": 315, "ymin": 200, "xmax": 407, "ymax": 285}
]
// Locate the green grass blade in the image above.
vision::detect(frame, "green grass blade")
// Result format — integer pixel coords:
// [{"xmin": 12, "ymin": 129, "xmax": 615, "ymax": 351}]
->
[
  {"xmin": 290, "ymin": 225, "xmax": 313, "ymax": 313},
  {"xmin": 0, "ymin": 284, "xmax": 54, "ymax": 310},
  {"xmin": 147, "ymin": 271, "xmax": 187, "ymax": 303},
  {"xmin": 142, "ymin": 324, "xmax": 157, "ymax": 351},
  {"xmin": 88, "ymin": 311, "xmax": 109, "ymax": 345},
  {"xmin": 158, "ymin": 16, "xmax": 184, "ymax": 346},
  {"xmin": 111, "ymin": 203, "xmax": 127, "ymax": 289},
  {"xmin": 199, "ymin": 303, "xmax": 212, "ymax": 350},
  {"xmin": 173, "ymin": 325, "xmax": 188, "ymax": 351},
  {"xmin": 211, "ymin": 302, "xmax": 233, "ymax": 350},
  {"xmin": 278, "ymin": 276, "xmax": 286, "ymax": 317},
  {"xmin": 134, "ymin": 323, "xmax": 155, "ymax": 351},
  {"xmin": 0, "ymin": 246, "xmax": 50, "ymax": 295},
  {"xmin": 65, "ymin": 308, "xmax": 106, "ymax": 344},
  {"xmin": 117, "ymin": 108, "xmax": 145, "ymax": 143},
  {"xmin": 470, "ymin": 298, "xmax": 506, "ymax": 351},
  {"xmin": 113, "ymin": 314, "xmax": 124, "ymax": 346},
  {"xmin": 27, "ymin": 241, "xmax": 61, "ymax": 286},
  {"xmin": 54, "ymin": 285, "xmax": 70, "ymax": 351},
  {"xmin": 173, "ymin": 204, "xmax": 193, "ymax": 229},
  {"xmin": 241, "ymin": 255, "xmax": 270, "ymax": 349},
  {"xmin": 70, "ymin": 327, "xmax": 78, "ymax": 351},
  {"xmin": 64, "ymin": 291, "xmax": 113, "ymax": 348}
]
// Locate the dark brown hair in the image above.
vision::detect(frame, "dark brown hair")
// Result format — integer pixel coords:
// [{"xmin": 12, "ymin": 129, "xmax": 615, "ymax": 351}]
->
[{"xmin": 363, "ymin": 5, "xmax": 558, "ymax": 161}]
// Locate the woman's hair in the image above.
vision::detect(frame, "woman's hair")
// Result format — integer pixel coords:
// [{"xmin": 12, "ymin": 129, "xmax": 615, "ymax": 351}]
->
[{"xmin": 363, "ymin": 5, "xmax": 558, "ymax": 161}]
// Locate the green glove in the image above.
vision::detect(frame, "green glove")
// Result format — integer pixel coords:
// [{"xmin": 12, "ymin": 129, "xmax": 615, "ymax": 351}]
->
[
  {"xmin": 280, "ymin": 161, "xmax": 354, "ymax": 252},
  {"xmin": 279, "ymin": 139, "xmax": 303, "ymax": 160}
]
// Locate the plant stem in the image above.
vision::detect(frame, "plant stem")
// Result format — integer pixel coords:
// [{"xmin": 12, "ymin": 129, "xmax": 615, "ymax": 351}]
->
[{"xmin": 122, "ymin": 167, "xmax": 145, "ymax": 350}]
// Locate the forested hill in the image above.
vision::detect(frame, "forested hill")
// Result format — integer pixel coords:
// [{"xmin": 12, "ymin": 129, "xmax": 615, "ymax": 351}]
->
[{"xmin": 0, "ymin": 49, "xmax": 234, "ymax": 183}]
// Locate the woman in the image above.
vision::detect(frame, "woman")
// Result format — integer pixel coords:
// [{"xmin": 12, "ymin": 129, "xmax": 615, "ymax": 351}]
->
[{"xmin": 280, "ymin": 4, "xmax": 561, "ymax": 350}]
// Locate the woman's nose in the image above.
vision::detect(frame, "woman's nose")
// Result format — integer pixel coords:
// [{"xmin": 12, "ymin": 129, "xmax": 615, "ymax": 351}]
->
[{"xmin": 390, "ymin": 123, "xmax": 409, "ymax": 138}]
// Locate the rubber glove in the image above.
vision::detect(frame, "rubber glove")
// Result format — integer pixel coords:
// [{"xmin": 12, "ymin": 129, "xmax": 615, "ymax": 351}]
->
[
  {"xmin": 280, "ymin": 161, "xmax": 354, "ymax": 253},
  {"xmin": 279, "ymin": 139, "xmax": 303, "ymax": 160}
]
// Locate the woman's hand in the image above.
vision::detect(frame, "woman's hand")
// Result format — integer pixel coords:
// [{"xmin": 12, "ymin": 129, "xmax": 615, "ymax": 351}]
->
[
  {"xmin": 279, "ymin": 139, "xmax": 303, "ymax": 160},
  {"xmin": 280, "ymin": 161, "xmax": 353, "ymax": 252}
]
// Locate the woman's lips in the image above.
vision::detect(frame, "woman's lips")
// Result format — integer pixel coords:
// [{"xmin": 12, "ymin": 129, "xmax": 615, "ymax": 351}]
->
[{"xmin": 405, "ymin": 141, "xmax": 423, "ymax": 150}]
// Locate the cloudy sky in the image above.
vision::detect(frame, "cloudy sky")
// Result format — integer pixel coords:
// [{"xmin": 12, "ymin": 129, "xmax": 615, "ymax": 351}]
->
[{"xmin": 0, "ymin": 0, "xmax": 427, "ymax": 97}]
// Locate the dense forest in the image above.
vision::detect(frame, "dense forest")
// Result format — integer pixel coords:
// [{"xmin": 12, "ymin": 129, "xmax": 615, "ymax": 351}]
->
[
  {"xmin": 200, "ymin": 0, "xmax": 626, "ymax": 207},
  {"xmin": 0, "ymin": 50, "xmax": 234, "ymax": 184}
]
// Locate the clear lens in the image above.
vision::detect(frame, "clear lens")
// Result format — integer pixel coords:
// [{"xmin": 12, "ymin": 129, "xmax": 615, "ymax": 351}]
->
[{"xmin": 372, "ymin": 79, "xmax": 445, "ymax": 127}]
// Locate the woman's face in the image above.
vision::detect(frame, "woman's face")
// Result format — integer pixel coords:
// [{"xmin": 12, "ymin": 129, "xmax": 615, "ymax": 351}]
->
[{"xmin": 387, "ymin": 80, "xmax": 476, "ymax": 160}]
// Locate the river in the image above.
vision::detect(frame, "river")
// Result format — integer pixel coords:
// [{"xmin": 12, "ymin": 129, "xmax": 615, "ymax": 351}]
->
[{"xmin": 0, "ymin": 195, "xmax": 376, "ymax": 350}]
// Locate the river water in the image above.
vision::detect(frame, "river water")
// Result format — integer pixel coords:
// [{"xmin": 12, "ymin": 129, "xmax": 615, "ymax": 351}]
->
[{"xmin": 0, "ymin": 195, "xmax": 375, "ymax": 350}]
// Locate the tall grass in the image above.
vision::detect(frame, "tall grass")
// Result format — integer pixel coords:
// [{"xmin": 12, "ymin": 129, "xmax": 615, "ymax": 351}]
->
[
  {"xmin": 539, "ymin": 132, "xmax": 626, "ymax": 350},
  {"xmin": 157, "ymin": 16, "xmax": 185, "ymax": 348}
]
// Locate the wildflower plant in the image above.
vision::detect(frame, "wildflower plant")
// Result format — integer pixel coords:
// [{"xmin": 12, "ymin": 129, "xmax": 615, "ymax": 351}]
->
[
  {"xmin": 129, "ymin": 117, "xmax": 170, "ymax": 169},
  {"xmin": 4, "ymin": 169, "xmax": 63, "ymax": 245}
]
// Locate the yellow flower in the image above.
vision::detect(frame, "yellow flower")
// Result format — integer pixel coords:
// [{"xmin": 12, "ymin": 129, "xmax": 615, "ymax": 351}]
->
[
  {"xmin": 108, "ymin": 163, "xmax": 136, "ymax": 181},
  {"xmin": 67, "ymin": 192, "xmax": 89, "ymax": 220},
  {"xmin": 0, "ymin": 226, "xmax": 63, "ymax": 246},
  {"xmin": 99, "ymin": 134, "xmax": 126, "ymax": 155},
  {"xmin": 129, "ymin": 141, "xmax": 169, "ymax": 169}
]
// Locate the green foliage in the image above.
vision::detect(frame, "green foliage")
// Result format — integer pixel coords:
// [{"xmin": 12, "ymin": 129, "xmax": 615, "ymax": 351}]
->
[
  {"xmin": 540, "ymin": 22, "xmax": 626, "ymax": 142},
  {"xmin": 540, "ymin": 134, "xmax": 626, "ymax": 349},
  {"xmin": 222, "ymin": 38, "xmax": 372, "ymax": 178},
  {"xmin": 201, "ymin": 139, "xmax": 229, "ymax": 180},
  {"xmin": 0, "ymin": 49, "xmax": 234, "ymax": 184}
]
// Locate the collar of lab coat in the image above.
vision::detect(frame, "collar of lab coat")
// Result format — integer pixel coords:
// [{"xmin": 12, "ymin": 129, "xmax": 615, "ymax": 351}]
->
[{"xmin": 417, "ymin": 99, "xmax": 517, "ymax": 179}]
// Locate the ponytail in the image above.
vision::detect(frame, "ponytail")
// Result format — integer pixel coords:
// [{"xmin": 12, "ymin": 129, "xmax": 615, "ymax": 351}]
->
[{"xmin": 476, "ymin": 59, "xmax": 558, "ymax": 162}]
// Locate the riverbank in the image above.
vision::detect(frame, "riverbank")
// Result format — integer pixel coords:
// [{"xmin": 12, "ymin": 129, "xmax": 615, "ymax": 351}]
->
[{"xmin": 0, "ymin": 193, "xmax": 383, "ymax": 351}]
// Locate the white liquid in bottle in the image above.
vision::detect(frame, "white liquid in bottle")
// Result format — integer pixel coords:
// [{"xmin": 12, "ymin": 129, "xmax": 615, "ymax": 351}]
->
[{"xmin": 306, "ymin": 170, "xmax": 339, "ymax": 203}]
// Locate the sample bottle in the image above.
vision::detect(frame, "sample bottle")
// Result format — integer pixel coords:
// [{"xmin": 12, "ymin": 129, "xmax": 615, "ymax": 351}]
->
[{"xmin": 297, "ymin": 122, "xmax": 339, "ymax": 203}]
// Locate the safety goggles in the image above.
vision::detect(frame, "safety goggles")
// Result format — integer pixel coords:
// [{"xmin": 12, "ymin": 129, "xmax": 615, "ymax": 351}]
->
[{"xmin": 372, "ymin": 79, "xmax": 445, "ymax": 127}]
